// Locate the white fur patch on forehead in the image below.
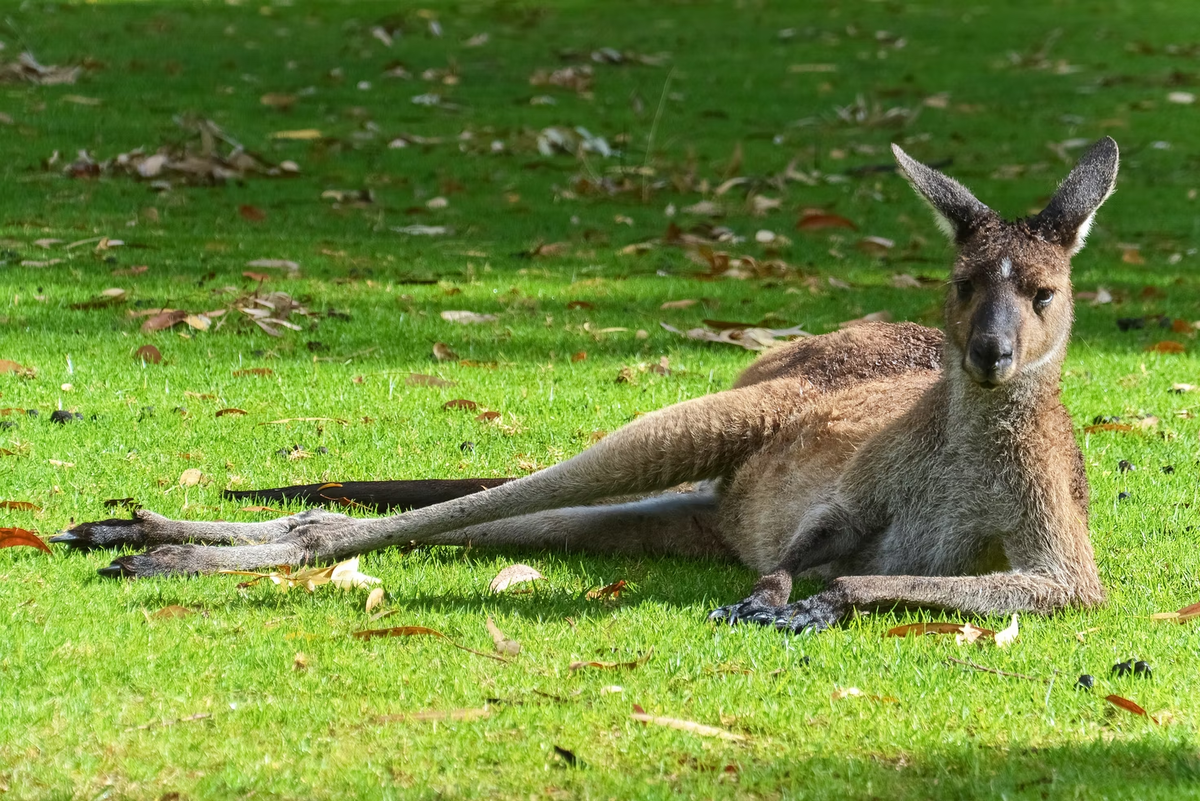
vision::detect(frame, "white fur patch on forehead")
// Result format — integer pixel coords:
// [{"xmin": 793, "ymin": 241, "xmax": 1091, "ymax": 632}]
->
[{"xmin": 999, "ymin": 258, "xmax": 1012, "ymax": 279}]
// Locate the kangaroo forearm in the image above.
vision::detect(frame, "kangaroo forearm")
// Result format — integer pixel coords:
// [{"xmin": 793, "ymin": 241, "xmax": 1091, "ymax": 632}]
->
[{"xmin": 832, "ymin": 571, "xmax": 1096, "ymax": 616}]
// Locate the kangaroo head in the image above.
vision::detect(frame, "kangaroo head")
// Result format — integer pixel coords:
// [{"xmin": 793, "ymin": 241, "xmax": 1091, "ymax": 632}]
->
[{"xmin": 892, "ymin": 138, "xmax": 1119, "ymax": 389}]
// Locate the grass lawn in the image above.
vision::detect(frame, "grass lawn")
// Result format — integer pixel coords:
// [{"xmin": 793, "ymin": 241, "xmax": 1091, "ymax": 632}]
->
[{"xmin": 3, "ymin": 0, "xmax": 1200, "ymax": 797}]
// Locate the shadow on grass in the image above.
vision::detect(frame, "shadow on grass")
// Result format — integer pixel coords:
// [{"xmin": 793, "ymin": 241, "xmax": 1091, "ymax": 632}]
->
[{"xmin": 727, "ymin": 738, "xmax": 1200, "ymax": 800}]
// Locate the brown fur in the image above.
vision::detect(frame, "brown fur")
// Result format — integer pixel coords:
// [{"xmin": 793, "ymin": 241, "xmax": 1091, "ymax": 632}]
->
[{"xmin": 60, "ymin": 139, "xmax": 1120, "ymax": 634}]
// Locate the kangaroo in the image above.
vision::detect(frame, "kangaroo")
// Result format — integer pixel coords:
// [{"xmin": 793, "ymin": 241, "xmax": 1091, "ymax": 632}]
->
[{"xmin": 54, "ymin": 138, "xmax": 1118, "ymax": 634}]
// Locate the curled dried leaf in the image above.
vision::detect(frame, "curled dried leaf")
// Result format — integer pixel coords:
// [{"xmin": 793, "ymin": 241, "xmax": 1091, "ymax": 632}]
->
[
  {"xmin": 569, "ymin": 647, "xmax": 653, "ymax": 672},
  {"xmin": 489, "ymin": 563, "xmax": 544, "ymax": 593},
  {"xmin": 0, "ymin": 527, "xmax": 52, "ymax": 554},
  {"xmin": 629, "ymin": 713, "xmax": 746, "ymax": 741}
]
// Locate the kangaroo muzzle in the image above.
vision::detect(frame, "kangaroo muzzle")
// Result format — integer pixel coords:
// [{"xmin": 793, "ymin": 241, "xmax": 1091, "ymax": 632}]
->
[{"xmin": 965, "ymin": 297, "xmax": 1019, "ymax": 386}]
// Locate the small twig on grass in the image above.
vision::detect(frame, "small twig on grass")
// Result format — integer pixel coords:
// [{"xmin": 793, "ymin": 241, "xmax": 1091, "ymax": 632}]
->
[
  {"xmin": 944, "ymin": 657, "xmax": 1048, "ymax": 683},
  {"xmin": 259, "ymin": 417, "xmax": 349, "ymax": 426}
]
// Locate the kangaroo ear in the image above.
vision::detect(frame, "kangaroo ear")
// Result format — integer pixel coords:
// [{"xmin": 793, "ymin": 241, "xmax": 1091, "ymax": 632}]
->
[
  {"xmin": 892, "ymin": 144, "xmax": 995, "ymax": 243},
  {"xmin": 1032, "ymin": 137, "xmax": 1119, "ymax": 255}
]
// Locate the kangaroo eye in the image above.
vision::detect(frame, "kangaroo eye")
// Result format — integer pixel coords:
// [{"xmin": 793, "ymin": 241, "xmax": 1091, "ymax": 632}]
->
[
  {"xmin": 1034, "ymin": 288, "xmax": 1054, "ymax": 309},
  {"xmin": 955, "ymin": 280, "xmax": 973, "ymax": 301}
]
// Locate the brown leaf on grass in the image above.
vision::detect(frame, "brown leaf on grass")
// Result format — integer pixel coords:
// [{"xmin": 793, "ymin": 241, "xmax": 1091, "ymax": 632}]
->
[
  {"xmin": 525, "ymin": 241, "xmax": 570, "ymax": 258},
  {"xmin": 142, "ymin": 310, "xmax": 188, "ymax": 332},
  {"xmin": 1120, "ymin": 246, "xmax": 1144, "ymax": 265},
  {"xmin": 151, "ymin": 605, "xmax": 194, "ymax": 620},
  {"xmin": 571, "ymin": 351, "xmax": 587, "ymax": 363},
  {"xmin": 0, "ymin": 52, "xmax": 83, "ymax": 85},
  {"xmin": 134, "ymin": 344, "xmax": 163, "ymax": 364},
  {"xmin": 443, "ymin": 399, "xmax": 479, "ymax": 411},
  {"xmin": 215, "ymin": 408, "xmax": 248, "ymax": 417},
  {"xmin": 70, "ymin": 287, "xmax": 127, "ymax": 310},
  {"xmin": 633, "ymin": 714, "xmax": 744, "ymax": 743},
  {"xmin": 1150, "ymin": 600, "xmax": 1200, "ymax": 623},
  {"xmin": 0, "ymin": 359, "xmax": 35, "ymax": 377},
  {"xmin": 1146, "ymin": 341, "xmax": 1185, "ymax": 354},
  {"xmin": 260, "ymin": 92, "xmax": 296, "ymax": 109},
  {"xmin": 233, "ymin": 368, "xmax": 273, "ymax": 377},
  {"xmin": 178, "ymin": 468, "xmax": 203, "ymax": 487},
  {"xmin": 1083, "ymin": 422, "xmax": 1134, "ymax": 434},
  {"xmin": 378, "ymin": 708, "xmax": 491, "ymax": 723},
  {"xmin": 586, "ymin": 579, "xmax": 628, "ymax": 600},
  {"xmin": 432, "ymin": 342, "xmax": 459, "ymax": 361},
  {"xmin": 238, "ymin": 204, "xmax": 267, "ymax": 222},
  {"xmin": 1106, "ymin": 694, "xmax": 1156, "ymax": 723},
  {"xmin": 0, "ymin": 528, "xmax": 52, "ymax": 554},
  {"xmin": 566, "ymin": 300, "xmax": 595, "ymax": 310},
  {"xmin": 660, "ymin": 299, "xmax": 699, "ymax": 310},
  {"xmin": 486, "ymin": 616, "xmax": 520, "ymax": 656},
  {"xmin": 489, "ymin": 563, "xmax": 545, "ymax": 593},
  {"xmin": 407, "ymin": 373, "xmax": 456, "ymax": 388},
  {"xmin": 243, "ymin": 271, "xmax": 271, "ymax": 282},
  {"xmin": 630, "ymin": 713, "xmax": 746, "ymax": 741},
  {"xmin": 441, "ymin": 310, "xmax": 498, "ymax": 324},
  {"xmin": 293, "ymin": 652, "xmax": 308, "ymax": 671},
  {"xmin": 569, "ymin": 647, "xmax": 654, "ymax": 672},
  {"xmin": 529, "ymin": 64, "xmax": 593, "ymax": 93},
  {"xmin": 858, "ymin": 236, "xmax": 896, "ymax": 257},
  {"xmin": 239, "ymin": 506, "xmax": 283, "ymax": 514},
  {"xmin": 885, "ymin": 622, "xmax": 998, "ymax": 639},
  {"xmin": 351, "ymin": 625, "xmax": 510, "ymax": 663},
  {"xmin": 797, "ymin": 210, "xmax": 858, "ymax": 231},
  {"xmin": 659, "ymin": 322, "xmax": 810, "ymax": 352},
  {"xmin": 476, "ymin": 411, "xmax": 501, "ymax": 422},
  {"xmin": 0, "ymin": 501, "xmax": 41, "ymax": 512},
  {"xmin": 1171, "ymin": 318, "xmax": 1192, "ymax": 334}
]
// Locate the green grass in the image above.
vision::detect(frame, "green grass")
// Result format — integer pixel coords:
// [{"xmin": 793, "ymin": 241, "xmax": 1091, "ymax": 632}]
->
[{"xmin": 3, "ymin": 0, "xmax": 1200, "ymax": 798}]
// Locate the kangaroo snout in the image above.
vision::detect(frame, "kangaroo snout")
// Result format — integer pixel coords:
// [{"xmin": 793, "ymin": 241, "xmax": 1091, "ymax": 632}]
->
[{"xmin": 966, "ymin": 334, "xmax": 1015, "ymax": 385}]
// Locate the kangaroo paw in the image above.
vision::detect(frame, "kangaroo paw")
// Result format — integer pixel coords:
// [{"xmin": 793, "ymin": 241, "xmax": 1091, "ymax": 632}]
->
[
  {"xmin": 708, "ymin": 598, "xmax": 777, "ymax": 625},
  {"xmin": 99, "ymin": 545, "xmax": 208, "ymax": 578},
  {"xmin": 51, "ymin": 511, "xmax": 172, "ymax": 551},
  {"xmin": 764, "ymin": 591, "xmax": 849, "ymax": 634}
]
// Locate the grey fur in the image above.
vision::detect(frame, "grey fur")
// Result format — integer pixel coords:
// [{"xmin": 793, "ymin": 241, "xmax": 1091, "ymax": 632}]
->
[{"xmin": 67, "ymin": 140, "xmax": 1120, "ymax": 634}]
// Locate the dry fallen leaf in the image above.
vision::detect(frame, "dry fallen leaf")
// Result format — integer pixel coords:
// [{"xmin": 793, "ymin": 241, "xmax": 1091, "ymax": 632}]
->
[
  {"xmin": 0, "ymin": 359, "xmax": 35, "ymax": 377},
  {"xmin": 443, "ymin": 399, "xmax": 479, "ymax": 411},
  {"xmin": 134, "ymin": 344, "xmax": 163, "ymax": 364},
  {"xmin": 0, "ymin": 527, "xmax": 52, "ymax": 554},
  {"xmin": 660, "ymin": 299, "xmax": 699, "ymax": 310},
  {"xmin": 797, "ymin": 210, "xmax": 857, "ymax": 231},
  {"xmin": 489, "ymin": 563, "xmax": 545, "ymax": 593},
  {"xmin": 365, "ymin": 586, "xmax": 385, "ymax": 613},
  {"xmin": 233, "ymin": 368, "xmax": 274, "ymax": 377},
  {"xmin": 1106, "ymin": 694, "xmax": 1157, "ymax": 723},
  {"xmin": 569, "ymin": 647, "xmax": 653, "ymax": 672},
  {"xmin": 330, "ymin": 556, "xmax": 381, "ymax": 589},
  {"xmin": 293, "ymin": 652, "xmax": 309, "ymax": 671},
  {"xmin": 486, "ymin": 616, "xmax": 520, "ymax": 656},
  {"xmin": 1146, "ymin": 341, "xmax": 1185, "ymax": 354},
  {"xmin": 0, "ymin": 501, "xmax": 40, "ymax": 512},
  {"xmin": 629, "ymin": 713, "xmax": 746, "ymax": 742},
  {"xmin": 215, "ymin": 408, "xmax": 248, "ymax": 418},
  {"xmin": 351, "ymin": 625, "xmax": 509, "ymax": 662},
  {"xmin": 586, "ymin": 579, "xmax": 628, "ymax": 600},
  {"xmin": 1150, "ymin": 600, "xmax": 1200, "ymax": 623},
  {"xmin": 994, "ymin": 614, "xmax": 1019, "ymax": 648},
  {"xmin": 441, "ymin": 310, "xmax": 498, "ymax": 324},
  {"xmin": 432, "ymin": 342, "xmax": 459, "ymax": 361},
  {"xmin": 885, "ymin": 621, "xmax": 997, "ymax": 639},
  {"xmin": 178, "ymin": 468, "xmax": 203, "ymax": 487},
  {"xmin": 407, "ymin": 373, "xmax": 456, "ymax": 388}
]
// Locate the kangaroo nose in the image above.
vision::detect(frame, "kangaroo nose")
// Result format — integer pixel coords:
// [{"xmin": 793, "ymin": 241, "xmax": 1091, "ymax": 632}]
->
[{"xmin": 969, "ymin": 337, "xmax": 1014, "ymax": 374}]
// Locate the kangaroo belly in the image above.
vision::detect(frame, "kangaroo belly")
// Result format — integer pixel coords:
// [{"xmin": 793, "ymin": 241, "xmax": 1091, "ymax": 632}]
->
[{"xmin": 717, "ymin": 373, "xmax": 936, "ymax": 573}]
